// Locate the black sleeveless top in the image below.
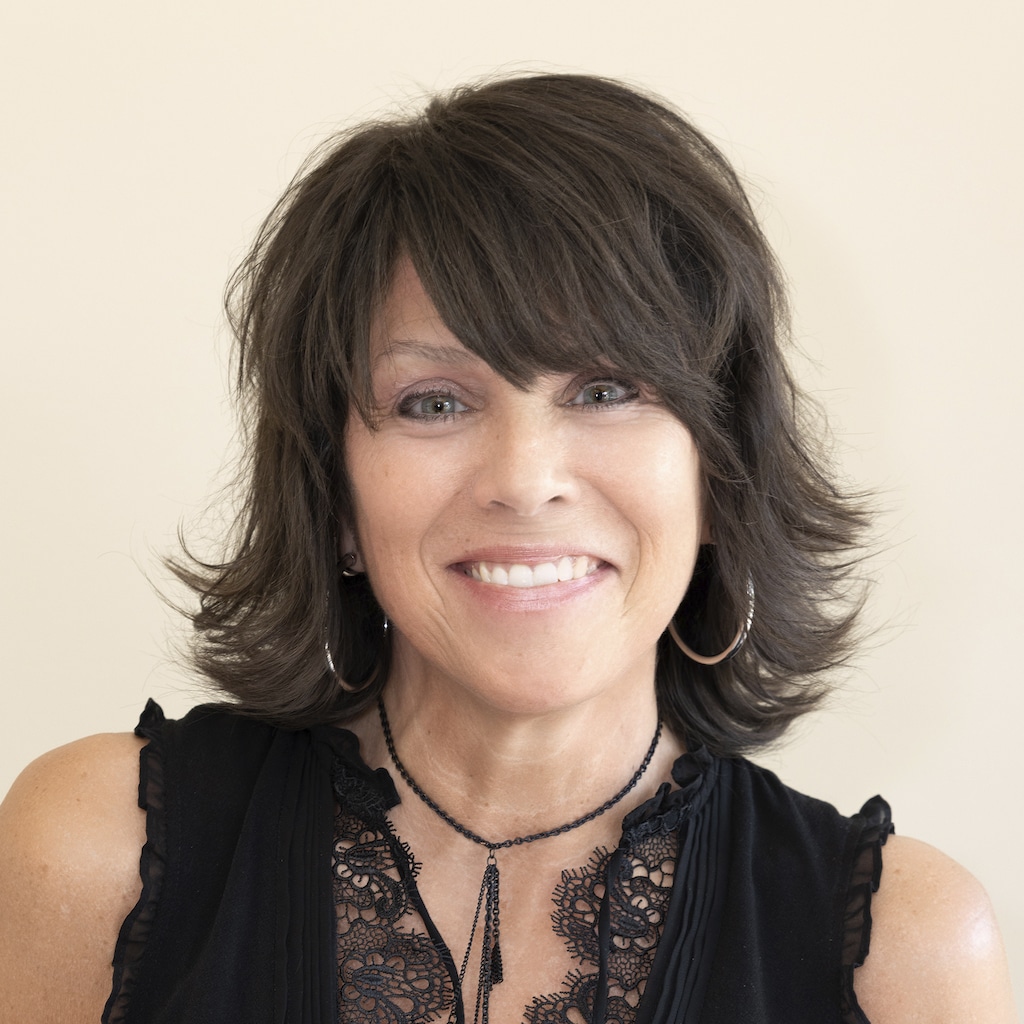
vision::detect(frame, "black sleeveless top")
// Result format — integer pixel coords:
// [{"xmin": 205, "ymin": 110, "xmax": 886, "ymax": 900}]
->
[{"xmin": 102, "ymin": 701, "xmax": 891, "ymax": 1024}]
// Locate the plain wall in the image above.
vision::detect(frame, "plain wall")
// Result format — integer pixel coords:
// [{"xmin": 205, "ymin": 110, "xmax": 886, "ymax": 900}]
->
[{"xmin": 2, "ymin": 0, "xmax": 1021, "ymax": 1002}]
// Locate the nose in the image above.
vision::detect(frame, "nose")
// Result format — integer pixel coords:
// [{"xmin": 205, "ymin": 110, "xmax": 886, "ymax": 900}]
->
[{"xmin": 472, "ymin": 396, "xmax": 580, "ymax": 516}]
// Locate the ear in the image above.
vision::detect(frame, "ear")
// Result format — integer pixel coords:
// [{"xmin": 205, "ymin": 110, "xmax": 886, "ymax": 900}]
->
[{"xmin": 700, "ymin": 512, "xmax": 713, "ymax": 546}]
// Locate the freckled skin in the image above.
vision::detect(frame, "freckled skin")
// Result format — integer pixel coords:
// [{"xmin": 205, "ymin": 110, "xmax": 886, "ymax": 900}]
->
[
  {"xmin": 0, "ymin": 733, "xmax": 147, "ymax": 1023},
  {"xmin": 853, "ymin": 836, "xmax": 1016, "ymax": 1022}
]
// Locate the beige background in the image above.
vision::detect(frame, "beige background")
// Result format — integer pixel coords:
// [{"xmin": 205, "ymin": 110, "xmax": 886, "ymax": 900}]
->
[{"xmin": 2, "ymin": 0, "xmax": 1021, "ymax": 1003}]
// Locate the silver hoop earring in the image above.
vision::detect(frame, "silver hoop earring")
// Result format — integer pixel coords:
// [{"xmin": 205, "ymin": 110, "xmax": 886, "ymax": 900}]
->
[
  {"xmin": 340, "ymin": 551, "xmax": 363, "ymax": 577},
  {"xmin": 668, "ymin": 575, "xmax": 755, "ymax": 666},
  {"xmin": 324, "ymin": 614, "xmax": 390, "ymax": 689},
  {"xmin": 324, "ymin": 640, "xmax": 341, "ymax": 677}
]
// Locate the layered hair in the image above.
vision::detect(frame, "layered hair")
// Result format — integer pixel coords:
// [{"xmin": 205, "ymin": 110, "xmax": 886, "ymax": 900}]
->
[{"xmin": 173, "ymin": 73, "xmax": 869, "ymax": 756}]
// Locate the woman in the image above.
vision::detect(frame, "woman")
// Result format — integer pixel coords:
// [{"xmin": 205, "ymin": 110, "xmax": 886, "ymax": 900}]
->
[{"xmin": 0, "ymin": 74, "xmax": 1014, "ymax": 1023}]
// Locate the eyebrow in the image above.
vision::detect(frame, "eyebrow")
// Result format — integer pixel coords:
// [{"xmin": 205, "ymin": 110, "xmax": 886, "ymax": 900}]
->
[{"xmin": 372, "ymin": 340, "xmax": 480, "ymax": 370}]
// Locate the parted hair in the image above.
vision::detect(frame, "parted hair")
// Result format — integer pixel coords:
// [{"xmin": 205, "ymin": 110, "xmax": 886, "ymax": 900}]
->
[{"xmin": 172, "ymin": 73, "xmax": 870, "ymax": 756}]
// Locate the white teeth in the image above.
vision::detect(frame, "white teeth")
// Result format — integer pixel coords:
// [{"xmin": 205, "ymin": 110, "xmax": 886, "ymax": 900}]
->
[
  {"xmin": 508, "ymin": 564, "xmax": 533, "ymax": 587},
  {"xmin": 467, "ymin": 557, "xmax": 598, "ymax": 588},
  {"xmin": 532, "ymin": 562, "xmax": 559, "ymax": 586}
]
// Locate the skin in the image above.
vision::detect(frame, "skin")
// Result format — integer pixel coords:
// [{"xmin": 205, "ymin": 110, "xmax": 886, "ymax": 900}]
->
[
  {"xmin": 342, "ymin": 259, "xmax": 706, "ymax": 833},
  {"xmin": 0, "ymin": 733, "xmax": 146, "ymax": 1023},
  {"xmin": 0, "ymin": 261, "xmax": 1015, "ymax": 1020}
]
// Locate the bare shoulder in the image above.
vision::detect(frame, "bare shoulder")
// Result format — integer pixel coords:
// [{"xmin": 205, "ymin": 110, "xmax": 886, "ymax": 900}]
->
[
  {"xmin": 855, "ymin": 833, "xmax": 1017, "ymax": 1023},
  {"xmin": 0, "ymin": 733, "xmax": 147, "ymax": 1024}
]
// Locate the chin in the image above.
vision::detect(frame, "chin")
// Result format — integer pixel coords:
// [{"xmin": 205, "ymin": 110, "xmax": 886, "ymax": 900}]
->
[{"xmin": 455, "ymin": 668, "xmax": 625, "ymax": 721}]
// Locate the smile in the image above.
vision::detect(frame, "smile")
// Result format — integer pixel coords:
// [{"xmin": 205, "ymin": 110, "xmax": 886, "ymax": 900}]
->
[{"xmin": 464, "ymin": 556, "xmax": 600, "ymax": 588}]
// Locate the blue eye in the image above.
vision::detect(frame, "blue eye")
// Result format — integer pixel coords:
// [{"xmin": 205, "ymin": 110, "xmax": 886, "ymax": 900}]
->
[
  {"xmin": 400, "ymin": 391, "xmax": 468, "ymax": 419},
  {"xmin": 570, "ymin": 380, "xmax": 638, "ymax": 407}
]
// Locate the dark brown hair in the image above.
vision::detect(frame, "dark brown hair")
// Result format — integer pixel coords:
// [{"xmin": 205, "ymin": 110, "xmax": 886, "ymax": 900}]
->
[{"xmin": 173, "ymin": 73, "xmax": 869, "ymax": 756}]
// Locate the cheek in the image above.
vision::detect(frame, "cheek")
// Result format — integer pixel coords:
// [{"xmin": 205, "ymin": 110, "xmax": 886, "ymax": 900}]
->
[
  {"xmin": 344, "ymin": 427, "xmax": 457, "ymax": 577},
  {"xmin": 633, "ymin": 428, "xmax": 704, "ymax": 533},
  {"xmin": 343, "ymin": 420, "xmax": 390, "ymax": 557},
  {"xmin": 347, "ymin": 459, "xmax": 403, "ymax": 563},
  {"xmin": 631, "ymin": 435, "xmax": 706, "ymax": 597}
]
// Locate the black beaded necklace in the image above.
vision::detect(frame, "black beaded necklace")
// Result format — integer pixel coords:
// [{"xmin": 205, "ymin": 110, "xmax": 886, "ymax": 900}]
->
[{"xmin": 377, "ymin": 699, "xmax": 662, "ymax": 1024}]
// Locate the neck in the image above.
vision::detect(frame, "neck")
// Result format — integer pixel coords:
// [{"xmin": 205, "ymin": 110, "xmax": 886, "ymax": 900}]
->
[
  {"xmin": 349, "ymin": 660, "xmax": 684, "ymax": 843},
  {"xmin": 380, "ymin": 696, "xmax": 663, "ymax": 848}
]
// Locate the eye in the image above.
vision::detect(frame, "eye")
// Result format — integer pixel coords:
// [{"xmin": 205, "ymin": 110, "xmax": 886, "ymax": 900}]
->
[
  {"xmin": 569, "ymin": 379, "xmax": 639, "ymax": 408},
  {"xmin": 398, "ymin": 390, "xmax": 469, "ymax": 419}
]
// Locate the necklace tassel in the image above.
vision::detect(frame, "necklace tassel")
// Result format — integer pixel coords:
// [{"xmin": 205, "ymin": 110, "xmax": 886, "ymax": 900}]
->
[
  {"xmin": 472, "ymin": 850, "xmax": 503, "ymax": 1024},
  {"xmin": 483, "ymin": 851, "xmax": 503, "ymax": 985}
]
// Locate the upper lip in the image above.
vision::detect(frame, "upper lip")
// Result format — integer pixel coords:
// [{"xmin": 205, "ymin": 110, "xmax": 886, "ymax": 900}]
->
[{"xmin": 451, "ymin": 545, "xmax": 610, "ymax": 568}]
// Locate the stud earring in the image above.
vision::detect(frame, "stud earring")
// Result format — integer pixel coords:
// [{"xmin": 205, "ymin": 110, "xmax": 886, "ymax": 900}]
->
[{"xmin": 340, "ymin": 551, "xmax": 363, "ymax": 577}]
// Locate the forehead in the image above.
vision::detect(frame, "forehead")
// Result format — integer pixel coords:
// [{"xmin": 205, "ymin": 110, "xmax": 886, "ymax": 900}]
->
[
  {"xmin": 375, "ymin": 258, "xmax": 440, "ymax": 337},
  {"xmin": 371, "ymin": 258, "xmax": 481, "ymax": 370}
]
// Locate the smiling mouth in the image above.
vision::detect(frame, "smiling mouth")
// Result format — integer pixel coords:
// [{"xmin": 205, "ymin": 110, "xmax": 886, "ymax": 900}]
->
[{"xmin": 463, "ymin": 556, "xmax": 600, "ymax": 588}]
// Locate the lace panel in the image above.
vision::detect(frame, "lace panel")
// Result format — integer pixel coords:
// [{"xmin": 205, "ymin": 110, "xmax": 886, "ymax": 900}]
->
[
  {"xmin": 528, "ymin": 831, "xmax": 677, "ymax": 1024},
  {"xmin": 334, "ymin": 813, "xmax": 456, "ymax": 1023},
  {"xmin": 331, "ymin": 792, "xmax": 680, "ymax": 1024}
]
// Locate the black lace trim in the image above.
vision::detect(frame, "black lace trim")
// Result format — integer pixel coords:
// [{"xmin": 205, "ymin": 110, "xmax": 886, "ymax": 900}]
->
[
  {"xmin": 102, "ymin": 699, "xmax": 168, "ymax": 1024},
  {"xmin": 838, "ymin": 794, "xmax": 893, "ymax": 1024}
]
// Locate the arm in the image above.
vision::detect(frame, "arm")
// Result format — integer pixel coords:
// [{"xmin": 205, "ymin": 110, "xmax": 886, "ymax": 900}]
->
[
  {"xmin": 0, "ymin": 733, "xmax": 147, "ymax": 1024},
  {"xmin": 854, "ymin": 834, "xmax": 1017, "ymax": 1023}
]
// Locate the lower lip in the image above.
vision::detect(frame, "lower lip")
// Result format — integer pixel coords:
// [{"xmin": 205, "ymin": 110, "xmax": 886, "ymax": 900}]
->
[{"xmin": 448, "ymin": 562, "xmax": 610, "ymax": 611}]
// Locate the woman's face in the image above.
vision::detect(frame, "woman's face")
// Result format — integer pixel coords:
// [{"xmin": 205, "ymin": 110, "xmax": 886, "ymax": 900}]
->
[{"xmin": 344, "ymin": 259, "xmax": 706, "ymax": 717}]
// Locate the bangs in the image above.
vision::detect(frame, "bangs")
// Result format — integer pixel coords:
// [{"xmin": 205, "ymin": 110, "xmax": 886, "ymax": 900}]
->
[{"xmin": 341, "ymin": 83, "xmax": 727, "ymax": 424}]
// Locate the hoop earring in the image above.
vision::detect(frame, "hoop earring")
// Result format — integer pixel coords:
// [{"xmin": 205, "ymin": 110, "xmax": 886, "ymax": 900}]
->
[
  {"xmin": 667, "ymin": 575, "xmax": 755, "ymax": 666},
  {"xmin": 324, "ymin": 615, "xmax": 390, "ymax": 689}
]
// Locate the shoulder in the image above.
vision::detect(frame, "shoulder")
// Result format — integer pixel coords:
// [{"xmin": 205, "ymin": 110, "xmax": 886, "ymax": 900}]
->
[
  {"xmin": 0, "ymin": 733, "xmax": 146, "ymax": 1023},
  {"xmin": 854, "ymin": 834, "xmax": 1016, "ymax": 1023}
]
